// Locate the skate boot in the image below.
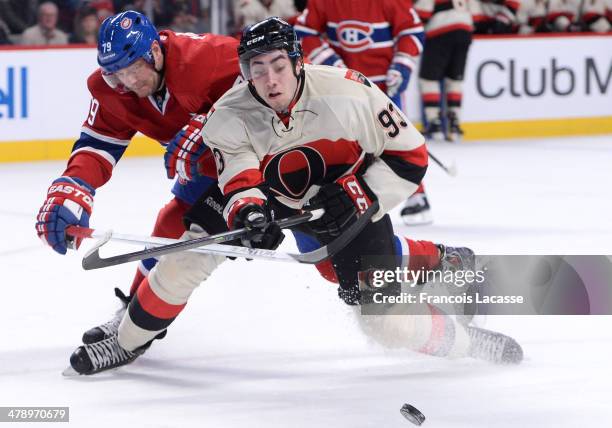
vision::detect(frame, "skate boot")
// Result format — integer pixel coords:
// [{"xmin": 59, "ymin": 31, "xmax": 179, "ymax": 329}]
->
[
  {"xmin": 400, "ymin": 192, "xmax": 433, "ymax": 225},
  {"xmin": 82, "ymin": 288, "xmax": 130, "ymax": 344},
  {"xmin": 423, "ymin": 117, "xmax": 445, "ymax": 141},
  {"xmin": 466, "ymin": 326, "xmax": 523, "ymax": 364},
  {"xmin": 69, "ymin": 330, "xmax": 167, "ymax": 375},
  {"xmin": 436, "ymin": 244, "xmax": 475, "ymax": 272},
  {"xmin": 436, "ymin": 245, "xmax": 478, "ymax": 322},
  {"xmin": 446, "ymin": 111, "xmax": 464, "ymax": 142}
]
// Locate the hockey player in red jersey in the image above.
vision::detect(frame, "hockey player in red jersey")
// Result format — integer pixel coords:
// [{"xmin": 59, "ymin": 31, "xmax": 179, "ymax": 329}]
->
[
  {"xmin": 293, "ymin": 0, "xmax": 434, "ymax": 225},
  {"xmin": 294, "ymin": 0, "xmax": 424, "ymax": 108},
  {"xmin": 34, "ymin": 11, "xmax": 242, "ymax": 373}
]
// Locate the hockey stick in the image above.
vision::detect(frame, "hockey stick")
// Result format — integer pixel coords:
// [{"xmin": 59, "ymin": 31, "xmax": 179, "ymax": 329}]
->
[
  {"xmin": 74, "ymin": 201, "xmax": 378, "ymax": 270},
  {"xmin": 428, "ymin": 150, "xmax": 457, "ymax": 177}
]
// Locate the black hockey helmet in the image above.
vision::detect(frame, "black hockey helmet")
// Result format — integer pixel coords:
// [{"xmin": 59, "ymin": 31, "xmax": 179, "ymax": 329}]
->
[{"xmin": 237, "ymin": 17, "xmax": 303, "ymax": 79}]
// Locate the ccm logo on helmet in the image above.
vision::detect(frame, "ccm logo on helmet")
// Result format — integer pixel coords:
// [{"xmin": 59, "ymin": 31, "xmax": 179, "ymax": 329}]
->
[
  {"xmin": 336, "ymin": 21, "xmax": 373, "ymax": 52},
  {"xmin": 246, "ymin": 35, "xmax": 265, "ymax": 46},
  {"xmin": 120, "ymin": 17, "xmax": 132, "ymax": 29}
]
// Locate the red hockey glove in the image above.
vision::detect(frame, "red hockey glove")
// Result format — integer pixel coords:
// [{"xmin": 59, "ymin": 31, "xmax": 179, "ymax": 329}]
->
[
  {"xmin": 35, "ymin": 176, "xmax": 95, "ymax": 254},
  {"xmin": 164, "ymin": 114, "xmax": 208, "ymax": 181}
]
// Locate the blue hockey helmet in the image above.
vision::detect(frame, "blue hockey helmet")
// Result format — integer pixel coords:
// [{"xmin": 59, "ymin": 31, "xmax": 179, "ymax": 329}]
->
[{"xmin": 97, "ymin": 10, "xmax": 160, "ymax": 76}]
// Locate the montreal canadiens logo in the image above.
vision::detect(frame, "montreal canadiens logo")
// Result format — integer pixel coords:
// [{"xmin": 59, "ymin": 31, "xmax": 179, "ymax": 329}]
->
[
  {"xmin": 120, "ymin": 17, "xmax": 132, "ymax": 29},
  {"xmin": 336, "ymin": 21, "xmax": 373, "ymax": 51}
]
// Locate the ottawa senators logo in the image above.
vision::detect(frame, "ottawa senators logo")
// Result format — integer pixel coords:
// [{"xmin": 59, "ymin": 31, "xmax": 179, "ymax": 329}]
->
[{"xmin": 263, "ymin": 146, "xmax": 327, "ymax": 202}]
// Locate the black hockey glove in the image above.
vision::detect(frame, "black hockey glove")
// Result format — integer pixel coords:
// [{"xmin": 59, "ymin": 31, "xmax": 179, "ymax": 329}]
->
[
  {"xmin": 307, "ymin": 174, "xmax": 377, "ymax": 237},
  {"xmin": 233, "ymin": 202, "xmax": 285, "ymax": 250}
]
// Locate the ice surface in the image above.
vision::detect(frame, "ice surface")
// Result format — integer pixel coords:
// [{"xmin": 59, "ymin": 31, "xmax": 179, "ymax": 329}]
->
[{"xmin": 1, "ymin": 136, "xmax": 612, "ymax": 427}]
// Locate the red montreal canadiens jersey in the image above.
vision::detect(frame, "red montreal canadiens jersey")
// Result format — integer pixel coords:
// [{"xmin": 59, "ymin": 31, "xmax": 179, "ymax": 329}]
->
[
  {"xmin": 294, "ymin": 0, "xmax": 424, "ymax": 89},
  {"xmin": 64, "ymin": 31, "xmax": 241, "ymax": 189}
]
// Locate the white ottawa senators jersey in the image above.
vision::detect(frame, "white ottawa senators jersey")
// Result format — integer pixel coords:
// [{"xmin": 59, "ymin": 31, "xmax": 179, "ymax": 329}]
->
[{"xmin": 202, "ymin": 64, "xmax": 428, "ymax": 224}]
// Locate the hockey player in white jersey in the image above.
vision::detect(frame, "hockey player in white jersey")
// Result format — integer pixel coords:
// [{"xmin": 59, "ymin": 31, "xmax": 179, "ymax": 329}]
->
[
  {"xmin": 69, "ymin": 17, "xmax": 523, "ymax": 375},
  {"xmin": 199, "ymin": 17, "xmax": 523, "ymax": 365}
]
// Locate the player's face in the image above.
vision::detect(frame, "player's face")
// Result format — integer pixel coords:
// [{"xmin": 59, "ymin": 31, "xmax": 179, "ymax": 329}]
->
[
  {"xmin": 249, "ymin": 50, "xmax": 300, "ymax": 112},
  {"xmin": 112, "ymin": 59, "xmax": 159, "ymax": 97},
  {"xmin": 112, "ymin": 43, "xmax": 164, "ymax": 97}
]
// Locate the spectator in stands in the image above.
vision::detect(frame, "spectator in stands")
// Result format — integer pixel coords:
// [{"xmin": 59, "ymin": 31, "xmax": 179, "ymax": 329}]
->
[
  {"xmin": 50, "ymin": 0, "xmax": 78, "ymax": 34},
  {"xmin": 168, "ymin": 2, "xmax": 199, "ymax": 32},
  {"xmin": 0, "ymin": 0, "xmax": 38, "ymax": 35},
  {"xmin": 20, "ymin": 1, "xmax": 69, "ymax": 45},
  {"xmin": 233, "ymin": 0, "xmax": 296, "ymax": 30},
  {"xmin": 89, "ymin": 0, "xmax": 115, "ymax": 23},
  {"xmin": 69, "ymin": 5, "xmax": 99, "ymax": 44},
  {"xmin": 117, "ymin": 0, "xmax": 144, "ymax": 12}
]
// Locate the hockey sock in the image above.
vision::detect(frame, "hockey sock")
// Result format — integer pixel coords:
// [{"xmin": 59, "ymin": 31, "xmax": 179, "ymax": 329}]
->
[
  {"xmin": 417, "ymin": 304, "xmax": 469, "ymax": 357},
  {"xmin": 120, "ymin": 276, "xmax": 187, "ymax": 351},
  {"xmin": 445, "ymin": 78, "xmax": 463, "ymax": 119},
  {"xmin": 394, "ymin": 236, "xmax": 440, "ymax": 271},
  {"xmin": 120, "ymin": 226, "xmax": 225, "ymax": 351},
  {"xmin": 420, "ymin": 78, "xmax": 441, "ymax": 123}
]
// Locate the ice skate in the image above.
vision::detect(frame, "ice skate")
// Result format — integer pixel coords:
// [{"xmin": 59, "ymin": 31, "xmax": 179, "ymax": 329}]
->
[
  {"xmin": 446, "ymin": 111, "xmax": 464, "ymax": 143},
  {"xmin": 68, "ymin": 330, "xmax": 167, "ymax": 375},
  {"xmin": 437, "ymin": 244, "xmax": 475, "ymax": 272},
  {"xmin": 400, "ymin": 192, "xmax": 433, "ymax": 225},
  {"xmin": 82, "ymin": 287, "xmax": 130, "ymax": 344},
  {"xmin": 423, "ymin": 117, "xmax": 445, "ymax": 141},
  {"xmin": 466, "ymin": 326, "xmax": 523, "ymax": 364}
]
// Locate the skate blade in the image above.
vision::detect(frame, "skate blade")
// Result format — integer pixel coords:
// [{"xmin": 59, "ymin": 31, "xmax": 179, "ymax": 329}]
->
[
  {"xmin": 62, "ymin": 366, "xmax": 80, "ymax": 377},
  {"xmin": 401, "ymin": 210, "xmax": 434, "ymax": 226}
]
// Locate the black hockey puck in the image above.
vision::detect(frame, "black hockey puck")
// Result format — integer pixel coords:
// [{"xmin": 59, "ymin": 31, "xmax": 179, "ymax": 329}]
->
[{"xmin": 400, "ymin": 403, "xmax": 425, "ymax": 425}]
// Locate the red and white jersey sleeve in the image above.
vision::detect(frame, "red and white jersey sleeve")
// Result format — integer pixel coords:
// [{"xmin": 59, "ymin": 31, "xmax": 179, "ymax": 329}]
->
[
  {"xmin": 295, "ymin": 0, "xmax": 424, "ymax": 88},
  {"xmin": 414, "ymin": 0, "xmax": 474, "ymax": 37},
  {"xmin": 203, "ymin": 65, "xmax": 428, "ymax": 223}
]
